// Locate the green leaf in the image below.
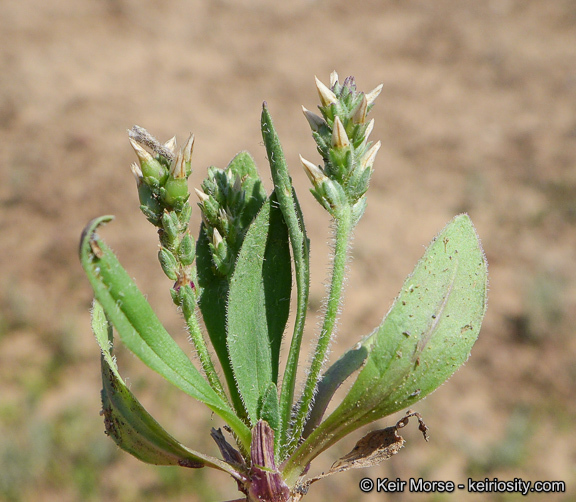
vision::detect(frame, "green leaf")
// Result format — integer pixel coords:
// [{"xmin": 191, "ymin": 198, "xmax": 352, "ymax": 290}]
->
[
  {"xmin": 261, "ymin": 103, "xmax": 311, "ymax": 452},
  {"xmin": 227, "ymin": 192, "xmax": 292, "ymax": 424},
  {"xmin": 283, "ymin": 214, "xmax": 488, "ymax": 482},
  {"xmin": 79, "ymin": 216, "xmax": 250, "ymax": 449},
  {"xmin": 196, "ymin": 229, "xmax": 242, "ymax": 410},
  {"xmin": 92, "ymin": 300, "xmax": 244, "ymax": 480},
  {"xmin": 302, "ymin": 342, "xmax": 369, "ymax": 439},
  {"xmin": 196, "ymin": 152, "xmax": 266, "ymax": 417},
  {"xmin": 258, "ymin": 383, "xmax": 280, "ymax": 437}
]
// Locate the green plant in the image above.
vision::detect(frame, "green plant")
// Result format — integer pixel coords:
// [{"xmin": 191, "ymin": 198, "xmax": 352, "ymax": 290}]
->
[{"xmin": 79, "ymin": 72, "xmax": 488, "ymax": 501}]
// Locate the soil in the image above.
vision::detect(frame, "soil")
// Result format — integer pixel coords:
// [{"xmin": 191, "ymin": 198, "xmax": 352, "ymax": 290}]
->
[{"xmin": 1, "ymin": 1, "xmax": 575, "ymax": 501}]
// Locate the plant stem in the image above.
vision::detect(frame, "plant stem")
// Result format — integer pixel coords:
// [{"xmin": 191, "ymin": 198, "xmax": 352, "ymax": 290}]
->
[
  {"xmin": 290, "ymin": 204, "xmax": 353, "ymax": 448},
  {"xmin": 183, "ymin": 306, "xmax": 229, "ymax": 404}
]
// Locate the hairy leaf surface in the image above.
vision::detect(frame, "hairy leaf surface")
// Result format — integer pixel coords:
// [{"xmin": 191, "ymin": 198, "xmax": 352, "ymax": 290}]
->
[
  {"xmin": 285, "ymin": 214, "xmax": 487, "ymax": 476},
  {"xmin": 196, "ymin": 152, "xmax": 266, "ymax": 416},
  {"xmin": 227, "ymin": 192, "xmax": 292, "ymax": 424},
  {"xmin": 92, "ymin": 300, "xmax": 244, "ymax": 479},
  {"xmin": 79, "ymin": 216, "xmax": 250, "ymax": 446}
]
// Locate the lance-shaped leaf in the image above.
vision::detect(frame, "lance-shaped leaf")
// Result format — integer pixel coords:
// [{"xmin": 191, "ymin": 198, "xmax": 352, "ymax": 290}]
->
[
  {"xmin": 261, "ymin": 103, "xmax": 311, "ymax": 452},
  {"xmin": 283, "ymin": 214, "xmax": 487, "ymax": 482},
  {"xmin": 227, "ymin": 192, "xmax": 292, "ymax": 425},
  {"xmin": 92, "ymin": 300, "xmax": 246, "ymax": 481},
  {"xmin": 79, "ymin": 216, "xmax": 251, "ymax": 449},
  {"xmin": 302, "ymin": 342, "xmax": 369, "ymax": 438},
  {"xmin": 259, "ymin": 383, "xmax": 280, "ymax": 435}
]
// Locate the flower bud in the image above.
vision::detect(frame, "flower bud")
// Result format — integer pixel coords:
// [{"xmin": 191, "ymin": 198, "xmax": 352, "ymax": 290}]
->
[
  {"xmin": 212, "ymin": 227, "xmax": 224, "ymax": 249},
  {"xmin": 360, "ymin": 140, "xmax": 381, "ymax": 172},
  {"xmin": 331, "ymin": 116, "xmax": 350, "ymax": 149},
  {"xmin": 322, "ymin": 178, "xmax": 348, "ymax": 214},
  {"xmin": 177, "ymin": 203, "xmax": 192, "ymax": 228},
  {"xmin": 300, "ymin": 155, "xmax": 327, "ymax": 187},
  {"xmin": 160, "ymin": 212, "xmax": 179, "ymax": 246},
  {"xmin": 352, "ymin": 95, "xmax": 368, "ymax": 124},
  {"xmin": 139, "ymin": 204, "xmax": 162, "ymax": 226},
  {"xmin": 365, "ymin": 83, "xmax": 383, "ymax": 107},
  {"xmin": 302, "ymin": 106, "xmax": 327, "ymax": 132},
  {"xmin": 329, "ymin": 70, "xmax": 339, "ymax": 88},
  {"xmin": 158, "ymin": 247, "xmax": 179, "ymax": 281},
  {"xmin": 163, "ymin": 136, "xmax": 177, "ymax": 154},
  {"xmin": 315, "ymin": 76, "xmax": 337, "ymax": 106},
  {"xmin": 178, "ymin": 284, "xmax": 196, "ymax": 319},
  {"xmin": 129, "ymin": 138, "xmax": 167, "ymax": 186},
  {"xmin": 178, "ymin": 233, "xmax": 196, "ymax": 266},
  {"xmin": 209, "ymin": 227, "xmax": 233, "ymax": 276},
  {"xmin": 194, "ymin": 188, "xmax": 210, "ymax": 203},
  {"xmin": 169, "ymin": 150, "xmax": 187, "ymax": 180},
  {"xmin": 162, "ymin": 178, "xmax": 189, "ymax": 208},
  {"xmin": 130, "ymin": 162, "xmax": 143, "ymax": 187},
  {"xmin": 351, "ymin": 196, "xmax": 367, "ymax": 225},
  {"xmin": 182, "ymin": 133, "xmax": 195, "ymax": 177},
  {"xmin": 363, "ymin": 119, "xmax": 375, "ymax": 142},
  {"xmin": 137, "ymin": 181, "xmax": 163, "ymax": 225}
]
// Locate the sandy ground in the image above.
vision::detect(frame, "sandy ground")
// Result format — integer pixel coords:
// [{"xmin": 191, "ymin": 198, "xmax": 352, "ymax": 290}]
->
[{"xmin": 1, "ymin": 1, "xmax": 575, "ymax": 501}]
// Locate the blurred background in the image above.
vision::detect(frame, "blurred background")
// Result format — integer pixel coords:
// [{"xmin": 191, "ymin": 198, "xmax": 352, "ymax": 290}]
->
[{"xmin": 1, "ymin": 1, "xmax": 575, "ymax": 500}]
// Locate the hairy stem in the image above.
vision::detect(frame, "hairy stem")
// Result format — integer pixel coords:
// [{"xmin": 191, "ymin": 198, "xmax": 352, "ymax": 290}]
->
[
  {"xmin": 184, "ymin": 306, "xmax": 229, "ymax": 404},
  {"xmin": 290, "ymin": 205, "xmax": 353, "ymax": 448}
]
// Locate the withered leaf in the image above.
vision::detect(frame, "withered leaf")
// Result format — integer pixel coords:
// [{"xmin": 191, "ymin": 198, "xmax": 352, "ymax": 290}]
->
[
  {"xmin": 210, "ymin": 428, "xmax": 246, "ymax": 468},
  {"xmin": 329, "ymin": 411, "xmax": 429, "ymax": 474},
  {"xmin": 329, "ymin": 426, "xmax": 405, "ymax": 473}
]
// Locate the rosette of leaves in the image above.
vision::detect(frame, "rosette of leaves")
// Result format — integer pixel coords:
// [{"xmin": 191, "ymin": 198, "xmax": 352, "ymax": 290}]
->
[{"xmin": 79, "ymin": 73, "xmax": 488, "ymax": 501}]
